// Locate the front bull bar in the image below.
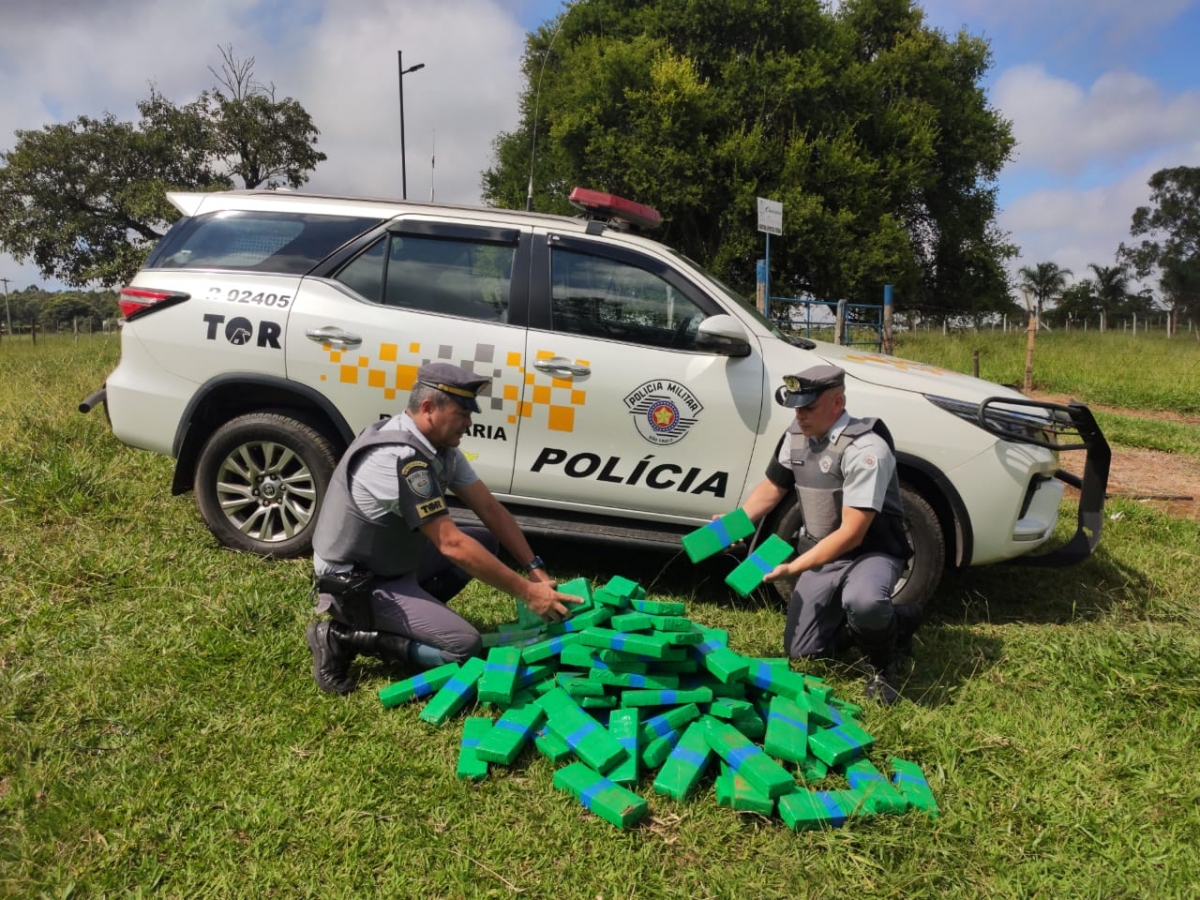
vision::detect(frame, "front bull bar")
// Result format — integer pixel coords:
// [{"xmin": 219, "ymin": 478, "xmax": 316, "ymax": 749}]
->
[{"xmin": 974, "ymin": 397, "xmax": 1111, "ymax": 568}]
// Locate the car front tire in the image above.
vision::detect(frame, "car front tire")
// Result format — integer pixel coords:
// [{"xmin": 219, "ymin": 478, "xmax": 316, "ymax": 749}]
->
[{"xmin": 194, "ymin": 412, "xmax": 337, "ymax": 558}]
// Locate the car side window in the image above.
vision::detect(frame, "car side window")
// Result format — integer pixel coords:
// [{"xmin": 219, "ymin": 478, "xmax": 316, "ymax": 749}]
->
[
  {"xmin": 334, "ymin": 233, "xmax": 512, "ymax": 323},
  {"xmin": 150, "ymin": 211, "xmax": 382, "ymax": 274},
  {"xmin": 550, "ymin": 248, "xmax": 705, "ymax": 349}
]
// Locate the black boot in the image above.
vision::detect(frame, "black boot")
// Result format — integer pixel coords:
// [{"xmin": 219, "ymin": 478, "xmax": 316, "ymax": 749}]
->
[
  {"xmin": 306, "ymin": 620, "xmax": 358, "ymax": 694},
  {"xmin": 307, "ymin": 621, "xmax": 413, "ymax": 694},
  {"xmin": 854, "ymin": 623, "xmax": 900, "ymax": 705}
]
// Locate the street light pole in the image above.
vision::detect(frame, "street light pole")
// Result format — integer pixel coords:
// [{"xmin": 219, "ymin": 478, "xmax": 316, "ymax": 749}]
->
[{"xmin": 397, "ymin": 51, "xmax": 425, "ymax": 200}]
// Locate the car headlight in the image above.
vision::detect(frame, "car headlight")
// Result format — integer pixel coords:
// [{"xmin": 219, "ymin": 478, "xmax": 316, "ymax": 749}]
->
[{"xmin": 924, "ymin": 394, "xmax": 1078, "ymax": 449}]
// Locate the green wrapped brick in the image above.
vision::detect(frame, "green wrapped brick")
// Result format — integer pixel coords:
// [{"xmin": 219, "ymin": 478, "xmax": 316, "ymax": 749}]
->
[
  {"xmin": 724, "ymin": 534, "xmax": 794, "ymax": 597},
  {"xmin": 533, "ymin": 723, "xmax": 573, "ymax": 762},
  {"xmin": 681, "ymin": 508, "xmax": 755, "ymax": 563},
  {"xmin": 652, "ymin": 658, "xmax": 699, "ymax": 674},
  {"xmin": 580, "ymin": 695, "xmax": 617, "ymax": 710},
  {"xmin": 808, "ymin": 719, "xmax": 875, "ymax": 767},
  {"xmin": 797, "ymin": 754, "xmax": 830, "ymax": 784},
  {"xmin": 477, "ymin": 646, "xmax": 523, "ymax": 705},
  {"xmin": 715, "ymin": 762, "xmax": 775, "ymax": 815},
  {"xmin": 646, "ymin": 614, "xmax": 693, "ymax": 632},
  {"xmin": 480, "ymin": 627, "xmax": 542, "ymax": 649},
  {"xmin": 741, "ymin": 660, "xmax": 807, "ymax": 702},
  {"xmin": 842, "ymin": 759, "xmax": 909, "ymax": 815},
  {"xmin": 653, "ymin": 720, "xmax": 714, "ymax": 802},
  {"xmin": 629, "ymin": 597, "xmax": 686, "ymax": 615},
  {"xmin": 552, "ymin": 762, "xmax": 648, "ymax": 829},
  {"xmin": 591, "ymin": 588, "xmax": 628, "ymax": 609},
  {"xmin": 609, "ymin": 611, "xmax": 655, "ymax": 632},
  {"xmin": 521, "ymin": 631, "xmax": 584, "ymax": 664},
  {"xmin": 419, "ymin": 657, "xmax": 486, "ymax": 726},
  {"xmin": 599, "ymin": 645, "xmax": 688, "ymax": 664},
  {"xmin": 599, "ymin": 575, "xmax": 644, "ymax": 601},
  {"xmin": 642, "ymin": 729, "xmax": 682, "ymax": 768},
  {"xmin": 540, "ymin": 688, "xmax": 629, "ymax": 774},
  {"xmin": 620, "ymin": 687, "xmax": 713, "ymax": 708},
  {"xmin": 763, "ymin": 695, "xmax": 810, "ymax": 763},
  {"xmin": 589, "ymin": 668, "xmax": 680, "ymax": 690},
  {"xmin": 557, "ymin": 674, "xmax": 606, "ymax": 697},
  {"xmin": 703, "ymin": 717, "xmax": 795, "ymax": 799},
  {"xmin": 660, "ymin": 630, "xmax": 705, "ymax": 646},
  {"xmin": 515, "ymin": 663, "xmax": 557, "ymax": 691},
  {"xmin": 891, "ymin": 758, "xmax": 940, "ymax": 817},
  {"xmin": 579, "ymin": 627, "xmax": 676, "ymax": 659},
  {"xmin": 556, "ymin": 576, "xmax": 595, "ymax": 609},
  {"xmin": 476, "ymin": 702, "xmax": 546, "ymax": 766},
  {"xmin": 639, "ymin": 703, "xmax": 701, "ymax": 745},
  {"xmin": 457, "ymin": 717, "xmax": 491, "ymax": 781},
  {"xmin": 543, "ymin": 606, "xmax": 613, "ymax": 636},
  {"xmin": 796, "ymin": 689, "xmax": 839, "ymax": 728},
  {"xmin": 378, "ymin": 661, "xmax": 461, "ymax": 708},
  {"xmin": 778, "ymin": 789, "xmax": 861, "ymax": 831},
  {"xmin": 606, "ymin": 708, "xmax": 641, "ymax": 787},
  {"xmin": 691, "ymin": 636, "xmax": 749, "ymax": 684}
]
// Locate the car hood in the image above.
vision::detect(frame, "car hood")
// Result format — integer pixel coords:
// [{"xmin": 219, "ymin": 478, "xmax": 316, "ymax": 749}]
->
[{"xmin": 811, "ymin": 342, "xmax": 1026, "ymax": 405}]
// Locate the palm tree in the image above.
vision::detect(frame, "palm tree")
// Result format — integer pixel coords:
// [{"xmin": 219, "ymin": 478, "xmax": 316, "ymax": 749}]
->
[
  {"xmin": 1089, "ymin": 263, "xmax": 1130, "ymax": 333},
  {"xmin": 1017, "ymin": 261, "xmax": 1073, "ymax": 320}
]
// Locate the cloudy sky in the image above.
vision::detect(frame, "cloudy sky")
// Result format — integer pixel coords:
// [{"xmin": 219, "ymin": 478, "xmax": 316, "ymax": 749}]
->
[{"xmin": 1, "ymin": 0, "xmax": 1198, "ymax": 295}]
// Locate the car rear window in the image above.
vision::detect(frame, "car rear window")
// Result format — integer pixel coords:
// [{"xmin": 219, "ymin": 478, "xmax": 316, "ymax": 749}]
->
[{"xmin": 147, "ymin": 210, "xmax": 382, "ymax": 275}]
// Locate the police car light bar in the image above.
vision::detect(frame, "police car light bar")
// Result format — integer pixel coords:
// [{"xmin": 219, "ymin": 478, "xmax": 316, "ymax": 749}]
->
[{"xmin": 568, "ymin": 187, "xmax": 662, "ymax": 230}]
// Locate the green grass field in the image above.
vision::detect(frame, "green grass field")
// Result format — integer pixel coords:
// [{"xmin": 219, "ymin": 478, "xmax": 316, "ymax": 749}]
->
[{"xmin": 2, "ymin": 334, "xmax": 1199, "ymax": 899}]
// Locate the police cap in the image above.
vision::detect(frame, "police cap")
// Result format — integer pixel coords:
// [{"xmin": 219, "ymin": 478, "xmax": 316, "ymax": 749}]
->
[
  {"xmin": 774, "ymin": 364, "xmax": 845, "ymax": 409},
  {"xmin": 416, "ymin": 362, "xmax": 490, "ymax": 413}
]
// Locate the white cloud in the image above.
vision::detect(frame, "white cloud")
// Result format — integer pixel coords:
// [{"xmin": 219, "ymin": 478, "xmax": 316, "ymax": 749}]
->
[
  {"xmin": 0, "ymin": 0, "xmax": 531, "ymax": 288},
  {"xmin": 994, "ymin": 64, "xmax": 1200, "ymax": 176}
]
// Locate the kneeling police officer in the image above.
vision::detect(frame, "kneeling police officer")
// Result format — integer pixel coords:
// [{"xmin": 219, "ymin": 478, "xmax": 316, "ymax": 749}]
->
[
  {"xmin": 306, "ymin": 362, "xmax": 578, "ymax": 694},
  {"xmin": 733, "ymin": 364, "xmax": 913, "ymax": 703}
]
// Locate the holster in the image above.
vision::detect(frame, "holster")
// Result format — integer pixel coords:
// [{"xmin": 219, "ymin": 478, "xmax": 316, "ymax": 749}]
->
[{"xmin": 314, "ymin": 569, "xmax": 377, "ymax": 629}]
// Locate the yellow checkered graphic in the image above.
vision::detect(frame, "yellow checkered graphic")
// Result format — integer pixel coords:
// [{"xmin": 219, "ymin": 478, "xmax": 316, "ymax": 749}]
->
[{"xmin": 318, "ymin": 341, "xmax": 588, "ymax": 432}]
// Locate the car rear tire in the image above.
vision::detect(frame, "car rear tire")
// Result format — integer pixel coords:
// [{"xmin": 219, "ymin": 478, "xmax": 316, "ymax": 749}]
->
[
  {"xmin": 195, "ymin": 412, "xmax": 337, "ymax": 558},
  {"xmin": 760, "ymin": 482, "xmax": 945, "ymax": 614}
]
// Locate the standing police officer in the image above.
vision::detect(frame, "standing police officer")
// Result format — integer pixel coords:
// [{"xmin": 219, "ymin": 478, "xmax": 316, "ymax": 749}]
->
[
  {"xmin": 736, "ymin": 364, "xmax": 912, "ymax": 704},
  {"xmin": 306, "ymin": 362, "xmax": 578, "ymax": 694}
]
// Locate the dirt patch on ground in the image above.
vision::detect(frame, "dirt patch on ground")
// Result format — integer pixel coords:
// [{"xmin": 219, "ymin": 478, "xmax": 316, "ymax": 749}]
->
[{"xmin": 1029, "ymin": 392, "xmax": 1200, "ymax": 523}]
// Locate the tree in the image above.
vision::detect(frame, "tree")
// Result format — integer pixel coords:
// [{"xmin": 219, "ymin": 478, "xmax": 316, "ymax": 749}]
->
[
  {"xmin": 1017, "ymin": 261, "xmax": 1072, "ymax": 319},
  {"xmin": 1047, "ymin": 279, "xmax": 1096, "ymax": 327},
  {"xmin": 1089, "ymin": 263, "xmax": 1131, "ymax": 333},
  {"xmin": 1119, "ymin": 166, "xmax": 1200, "ymax": 329},
  {"xmin": 483, "ymin": 0, "xmax": 1017, "ymax": 314},
  {"xmin": 0, "ymin": 49, "xmax": 325, "ymax": 287}
]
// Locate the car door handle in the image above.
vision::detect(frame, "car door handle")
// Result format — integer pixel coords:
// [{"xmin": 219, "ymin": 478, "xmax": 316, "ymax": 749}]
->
[
  {"xmin": 305, "ymin": 326, "xmax": 363, "ymax": 347},
  {"xmin": 533, "ymin": 357, "xmax": 591, "ymax": 378}
]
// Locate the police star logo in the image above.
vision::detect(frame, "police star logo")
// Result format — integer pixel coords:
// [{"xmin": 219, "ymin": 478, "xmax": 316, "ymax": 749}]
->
[
  {"xmin": 863, "ymin": 453, "xmax": 877, "ymax": 469},
  {"xmin": 623, "ymin": 379, "xmax": 704, "ymax": 446},
  {"xmin": 819, "ymin": 455, "xmax": 834, "ymax": 473}
]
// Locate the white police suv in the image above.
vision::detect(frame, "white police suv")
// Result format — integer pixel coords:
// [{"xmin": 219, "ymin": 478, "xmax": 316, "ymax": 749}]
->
[{"xmin": 82, "ymin": 187, "xmax": 1110, "ymax": 614}]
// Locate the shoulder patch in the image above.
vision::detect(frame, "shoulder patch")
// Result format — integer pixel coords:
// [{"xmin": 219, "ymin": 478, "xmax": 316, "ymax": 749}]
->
[
  {"xmin": 862, "ymin": 453, "xmax": 877, "ymax": 469},
  {"xmin": 416, "ymin": 497, "xmax": 446, "ymax": 518},
  {"xmin": 402, "ymin": 459, "xmax": 433, "ymax": 498}
]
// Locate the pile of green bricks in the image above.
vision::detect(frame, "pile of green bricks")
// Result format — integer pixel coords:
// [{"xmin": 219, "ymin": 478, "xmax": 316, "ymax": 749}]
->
[{"xmin": 378, "ymin": 573, "xmax": 939, "ymax": 831}]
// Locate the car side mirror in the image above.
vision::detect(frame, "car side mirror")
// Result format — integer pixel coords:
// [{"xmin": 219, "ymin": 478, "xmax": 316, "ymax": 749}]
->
[{"xmin": 695, "ymin": 315, "xmax": 752, "ymax": 357}]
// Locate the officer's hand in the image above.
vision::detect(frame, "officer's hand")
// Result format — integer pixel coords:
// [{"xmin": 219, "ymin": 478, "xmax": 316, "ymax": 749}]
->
[
  {"xmin": 524, "ymin": 581, "xmax": 581, "ymax": 623},
  {"xmin": 763, "ymin": 563, "xmax": 795, "ymax": 583}
]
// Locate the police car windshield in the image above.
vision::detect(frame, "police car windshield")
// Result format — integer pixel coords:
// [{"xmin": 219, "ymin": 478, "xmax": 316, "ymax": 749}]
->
[{"xmin": 661, "ymin": 247, "xmax": 789, "ymax": 340}]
